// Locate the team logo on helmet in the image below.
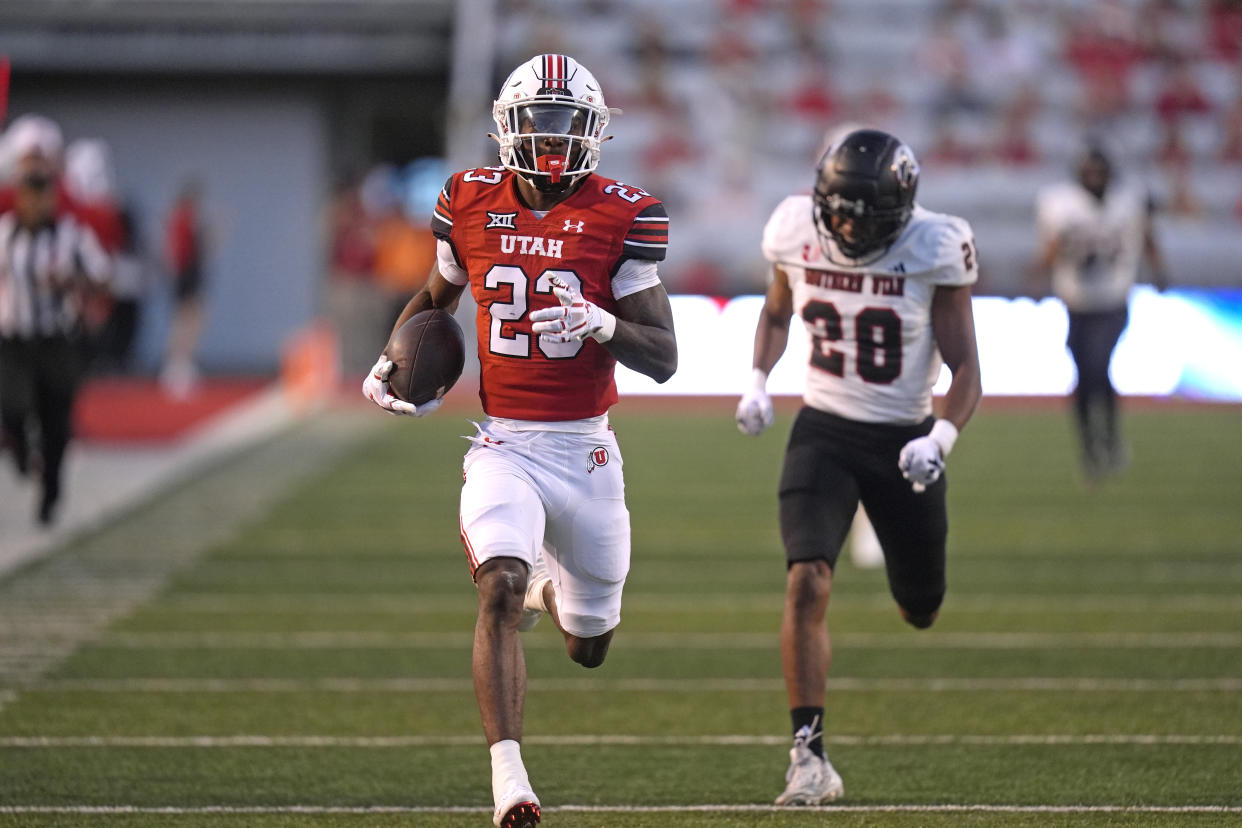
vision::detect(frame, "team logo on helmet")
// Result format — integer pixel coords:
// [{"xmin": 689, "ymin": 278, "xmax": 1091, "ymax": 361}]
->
[
  {"xmin": 587, "ymin": 446, "xmax": 609, "ymax": 473},
  {"xmin": 891, "ymin": 146, "xmax": 919, "ymax": 190}
]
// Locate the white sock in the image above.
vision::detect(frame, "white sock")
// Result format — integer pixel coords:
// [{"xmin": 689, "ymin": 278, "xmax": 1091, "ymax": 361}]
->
[{"xmin": 490, "ymin": 739, "xmax": 529, "ymax": 800}]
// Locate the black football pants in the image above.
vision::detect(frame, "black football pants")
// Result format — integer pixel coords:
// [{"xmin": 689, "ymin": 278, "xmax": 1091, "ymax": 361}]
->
[{"xmin": 0, "ymin": 335, "xmax": 80, "ymax": 507}]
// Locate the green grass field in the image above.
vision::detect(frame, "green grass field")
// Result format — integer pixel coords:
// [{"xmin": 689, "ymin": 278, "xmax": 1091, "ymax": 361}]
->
[{"xmin": 1, "ymin": 400, "xmax": 1241, "ymax": 827}]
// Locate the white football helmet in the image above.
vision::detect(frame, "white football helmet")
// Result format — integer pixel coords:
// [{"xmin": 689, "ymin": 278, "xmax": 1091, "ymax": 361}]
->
[{"xmin": 491, "ymin": 54, "xmax": 611, "ymax": 192}]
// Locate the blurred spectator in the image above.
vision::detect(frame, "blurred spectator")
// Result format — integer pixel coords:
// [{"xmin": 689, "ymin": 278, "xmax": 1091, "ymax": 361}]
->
[
  {"xmin": 1153, "ymin": 58, "xmax": 1212, "ymax": 122},
  {"xmin": 373, "ymin": 159, "xmax": 445, "ymax": 324},
  {"xmin": 98, "ymin": 203, "xmax": 147, "ymax": 372},
  {"xmin": 1138, "ymin": 0, "xmax": 1205, "ymax": 62},
  {"xmin": 323, "ymin": 166, "xmax": 388, "ymax": 376},
  {"xmin": 160, "ymin": 177, "xmax": 208, "ymax": 398},
  {"xmin": 919, "ymin": 14, "xmax": 985, "ymax": 119},
  {"xmin": 970, "ymin": 6, "xmax": 1043, "ymax": 111},
  {"xmin": 0, "ymin": 114, "xmax": 112, "ymax": 525},
  {"xmin": 1063, "ymin": 1, "xmax": 1141, "ymax": 119},
  {"xmin": 1154, "ymin": 120, "xmax": 1194, "ymax": 167},
  {"xmin": 64, "ymin": 138, "xmax": 130, "ymax": 370},
  {"xmin": 925, "ymin": 117, "xmax": 976, "ymax": 166},
  {"xmin": 1163, "ymin": 165, "xmax": 1205, "ymax": 219},
  {"xmin": 991, "ymin": 85, "xmax": 1042, "ymax": 165},
  {"xmin": 1218, "ymin": 89, "xmax": 1242, "ymax": 161},
  {"xmin": 1208, "ymin": 0, "xmax": 1242, "ymax": 60}
]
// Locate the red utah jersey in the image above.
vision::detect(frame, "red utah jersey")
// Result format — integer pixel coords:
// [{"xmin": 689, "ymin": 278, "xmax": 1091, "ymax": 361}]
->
[{"xmin": 432, "ymin": 167, "xmax": 668, "ymax": 420}]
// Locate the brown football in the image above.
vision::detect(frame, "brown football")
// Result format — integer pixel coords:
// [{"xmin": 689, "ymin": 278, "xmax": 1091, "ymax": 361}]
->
[{"xmin": 385, "ymin": 308, "xmax": 466, "ymax": 406}]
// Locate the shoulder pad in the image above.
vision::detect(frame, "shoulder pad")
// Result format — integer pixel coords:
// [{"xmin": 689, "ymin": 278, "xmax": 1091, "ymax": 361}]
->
[
  {"xmin": 900, "ymin": 208, "xmax": 977, "ymax": 285},
  {"xmin": 761, "ymin": 196, "xmax": 813, "ymax": 264}
]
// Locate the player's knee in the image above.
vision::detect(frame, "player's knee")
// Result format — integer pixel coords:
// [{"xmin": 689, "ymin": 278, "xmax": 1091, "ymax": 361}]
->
[
  {"xmin": 786, "ymin": 560, "xmax": 833, "ymax": 615},
  {"xmin": 900, "ymin": 606, "xmax": 939, "ymax": 629},
  {"xmin": 475, "ymin": 561, "xmax": 527, "ymax": 624},
  {"xmin": 566, "ymin": 630, "xmax": 614, "ymax": 669},
  {"xmin": 896, "ymin": 590, "xmax": 944, "ymax": 630}
]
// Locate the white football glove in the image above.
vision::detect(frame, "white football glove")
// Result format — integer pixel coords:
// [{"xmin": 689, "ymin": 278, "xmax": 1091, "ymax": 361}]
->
[
  {"xmin": 361, "ymin": 354, "xmax": 442, "ymax": 418},
  {"xmin": 898, "ymin": 419, "xmax": 959, "ymax": 492},
  {"xmin": 735, "ymin": 369, "xmax": 774, "ymax": 436},
  {"xmin": 529, "ymin": 275, "xmax": 617, "ymax": 343}
]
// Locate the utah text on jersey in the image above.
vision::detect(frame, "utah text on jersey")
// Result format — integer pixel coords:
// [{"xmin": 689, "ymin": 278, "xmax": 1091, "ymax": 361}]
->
[
  {"xmin": 763, "ymin": 198, "xmax": 977, "ymax": 425},
  {"xmin": 433, "ymin": 166, "xmax": 667, "ymax": 421}
]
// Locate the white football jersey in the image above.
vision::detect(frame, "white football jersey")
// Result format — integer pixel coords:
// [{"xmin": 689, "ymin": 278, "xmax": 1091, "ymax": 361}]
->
[
  {"xmin": 1036, "ymin": 179, "xmax": 1147, "ymax": 312},
  {"xmin": 762, "ymin": 198, "xmax": 977, "ymax": 425}
]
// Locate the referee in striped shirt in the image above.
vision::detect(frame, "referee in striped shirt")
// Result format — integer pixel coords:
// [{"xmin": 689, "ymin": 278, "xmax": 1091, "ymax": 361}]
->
[{"xmin": 0, "ymin": 115, "xmax": 111, "ymax": 525}]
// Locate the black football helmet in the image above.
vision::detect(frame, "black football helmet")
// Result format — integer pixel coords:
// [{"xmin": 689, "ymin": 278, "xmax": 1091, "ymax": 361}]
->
[{"xmin": 813, "ymin": 129, "xmax": 919, "ymax": 261}]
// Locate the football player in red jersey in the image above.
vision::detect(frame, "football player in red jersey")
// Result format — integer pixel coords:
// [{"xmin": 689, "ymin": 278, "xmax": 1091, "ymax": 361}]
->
[{"xmin": 363, "ymin": 54, "xmax": 676, "ymax": 828}]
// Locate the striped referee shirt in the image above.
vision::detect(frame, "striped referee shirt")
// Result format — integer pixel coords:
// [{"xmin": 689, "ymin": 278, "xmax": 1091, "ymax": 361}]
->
[{"xmin": 0, "ymin": 211, "xmax": 111, "ymax": 339}]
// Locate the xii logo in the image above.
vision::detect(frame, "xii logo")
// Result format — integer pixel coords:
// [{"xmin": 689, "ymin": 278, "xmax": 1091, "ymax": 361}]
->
[{"xmin": 485, "ymin": 211, "xmax": 518, "ymax": 230}]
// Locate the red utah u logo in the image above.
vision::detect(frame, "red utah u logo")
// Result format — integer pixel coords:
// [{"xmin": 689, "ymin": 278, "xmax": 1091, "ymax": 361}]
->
[{"xmin": 587, "ymin": 446, "xmax": 609, "ymax": 473}]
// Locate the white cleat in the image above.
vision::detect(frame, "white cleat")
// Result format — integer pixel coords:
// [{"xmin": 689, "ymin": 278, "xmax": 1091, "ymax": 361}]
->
[
  {"xmin": 493, "ymin": 783, "xmax": 541, "ymax": 828},
  {"xmin": 518, "ymin": 554, "xmax": 551, "ymax": 632},
  {"xmin": 775, "ymin": 724, "xmax": 844, "ymax": 805}
]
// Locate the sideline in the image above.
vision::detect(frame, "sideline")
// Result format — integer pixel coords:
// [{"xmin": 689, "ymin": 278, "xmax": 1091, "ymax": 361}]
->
[{"xmin": 0, "ymin": 385, "xmax": 296, "ymax": 580}]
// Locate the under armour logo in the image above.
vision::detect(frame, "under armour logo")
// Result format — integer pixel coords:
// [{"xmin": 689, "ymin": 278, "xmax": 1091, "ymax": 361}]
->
[
  {"xmin": 486, "ymin": 211, "xmax": 518, "ymax": 230},
  {"xmin": 563, "ymin": 219, "xmax": 585, "ymax": 233}
]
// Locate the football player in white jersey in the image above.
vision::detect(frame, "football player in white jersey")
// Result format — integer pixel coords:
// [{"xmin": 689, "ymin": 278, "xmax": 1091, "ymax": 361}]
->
[
  {"xmin": 735, "ymin": 129, "xmax": 982, "ymax": 805},
  {"xmin": 1032, "ymin": 142, "xmax": 1166, "ymax": 481}
]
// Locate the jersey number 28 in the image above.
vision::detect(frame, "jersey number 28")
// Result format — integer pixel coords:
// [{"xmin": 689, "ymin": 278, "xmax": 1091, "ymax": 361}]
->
[{"xmin": 803, "ymin": 301, "xmax": 902, "ymax": 384}]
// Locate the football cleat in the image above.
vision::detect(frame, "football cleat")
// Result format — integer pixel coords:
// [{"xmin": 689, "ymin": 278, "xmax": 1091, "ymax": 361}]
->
[
  {"xmin": 518, "ymin": 555, "xmax": 551, "ymax": 632},
  {"xmin": 493, "ymin": 784, "xmax": 541, "ymax": 828},
  {"xmin": 775, "ymin": 724, "xmax": 844, "ymax": 806}
]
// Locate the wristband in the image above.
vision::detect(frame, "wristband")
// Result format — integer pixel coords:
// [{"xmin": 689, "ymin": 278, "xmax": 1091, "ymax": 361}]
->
[
  {"xmin": 928, "ymin": 419, "xmax": 959, "ymax": 457},
  {"xmin": 589, "ymin": 309, "xmax": 617, "ymax": 343},
  {"xmin": 749, "ymin": 368, "xmax": 768, "ymax": 393}
]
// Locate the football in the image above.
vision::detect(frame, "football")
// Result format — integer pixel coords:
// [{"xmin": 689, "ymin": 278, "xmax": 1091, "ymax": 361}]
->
[{"xmin": 385, "ymin": 308, "xmax": 466, "ymax": 406}]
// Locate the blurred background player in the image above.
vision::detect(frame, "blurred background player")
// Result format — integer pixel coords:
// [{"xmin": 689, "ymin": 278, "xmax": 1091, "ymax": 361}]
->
[
  {"xmin": 161, "ymin": 176, "xmax": 208, "ymax": 398},
  {"xmin": 0, "ymin": 114, "xmax": 112, "ymax": 525},
  {"xmin": 735, "ymin": 129, "xmax": 981, "ymax": 805},
  {"xmin": 1031, "ymin": 141, "xmax": 1168, "ymax": 483},
  {"xmin": 63, "ymin": 137, "xmax": 137, "ymax": 374},
  {"xmin": 362, "ymin": 54, "xmax": 676, "ymax": 828}
]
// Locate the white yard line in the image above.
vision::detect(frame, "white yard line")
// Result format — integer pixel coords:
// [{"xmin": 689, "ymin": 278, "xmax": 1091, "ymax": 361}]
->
[
  {"xmin": 23, "ymin": 677, "xmax": 1242, "ymax": 693},
  {"xmin": 2, "ymin": 733, "xmax": 1239, "ymax": 748},
  {"xmin": 88, "ymin": 631, "xmax": 1242, "ymax": 650},
  {"xmin": 2, "ymin": 804, "xmax": 1240, "ymax": 815},
  {"xmin": 149, "ymin": 592, "xmax": 1242, "ymax": 613}
]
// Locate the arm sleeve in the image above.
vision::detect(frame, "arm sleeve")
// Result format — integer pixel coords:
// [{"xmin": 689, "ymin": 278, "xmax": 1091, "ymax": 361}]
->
[
  {"xmin": 437, "ymin": 239, "xmax": 468, "ymax": 286},
  {"xmin": 927, "ymin": 215, "xmax": 978, "ymax": 287},
  {"xmin": 611, "ymin": 258, "xmax": 661, "ymax": 300},
  {"xmin": 621, "ymin": 202, "xmax": 669, "ymax": 262}
]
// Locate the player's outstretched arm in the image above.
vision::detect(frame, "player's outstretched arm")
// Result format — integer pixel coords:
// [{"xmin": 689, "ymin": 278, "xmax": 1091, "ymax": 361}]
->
[{"xmin": 736, "ymin": 267, "xmax": 793, "ymax": 436}]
